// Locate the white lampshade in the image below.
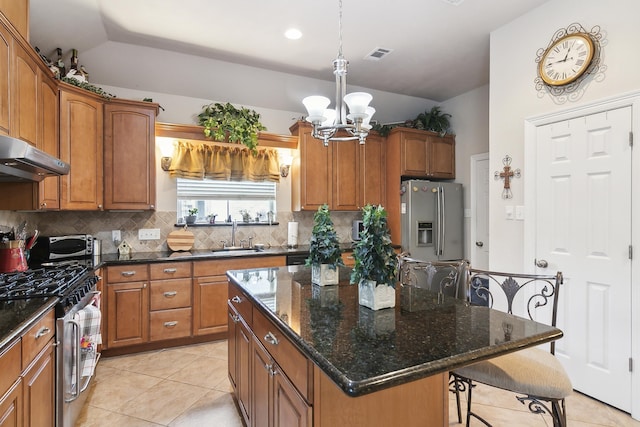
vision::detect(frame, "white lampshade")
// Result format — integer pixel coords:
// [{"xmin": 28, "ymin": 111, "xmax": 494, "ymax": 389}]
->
[
  {"xmin": 344, "ymin": 92, "xmax": 372, "ymax": 117},
  {"xmin": 321, "ymin": 109, "xmax": 336, "ymax": 127},
  {"xmin": 362, "ymin": 107, "xmax": 376, "ymax": 129},
  {"xmin": 303, "ymin": 96, "xmax": 330, "ymax": 123}
]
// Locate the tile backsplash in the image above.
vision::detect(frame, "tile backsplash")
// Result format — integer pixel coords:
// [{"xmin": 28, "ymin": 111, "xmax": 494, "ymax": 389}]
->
[{"xmin": 0, "ymin": 210, "xmax": 361, "ymax": 254}]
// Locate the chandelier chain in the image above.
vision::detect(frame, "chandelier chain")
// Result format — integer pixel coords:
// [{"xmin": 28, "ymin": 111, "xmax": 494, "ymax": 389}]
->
[{"xmin": 338, "ymin": 0, "xmax": 343, "ymax": 58}]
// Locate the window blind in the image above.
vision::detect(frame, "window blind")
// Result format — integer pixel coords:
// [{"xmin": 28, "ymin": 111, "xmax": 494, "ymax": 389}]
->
[{"xmin": 177, "ymin": 178, "xmax": 276, "ymax": 201}]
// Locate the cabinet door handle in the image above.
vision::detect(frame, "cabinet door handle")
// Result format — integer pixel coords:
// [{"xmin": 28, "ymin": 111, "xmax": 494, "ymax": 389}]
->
[
  {"xmin": 231, "ymin": 296, "xmax": 242, "ymax": 304},
  {"xmin": 231, "ymin": 314, "xmax": 240, "ymax": 323},
  {"xmin": 264, "ymin": 332, "xmax": 279, "ymax": 346},
  {"xmin": 35, "ymin": 327, "xmax": 51, "ymax": 339},
  {"xmin": 121, "ymin": 271, "xmax": 136, "ymax": 277},
  {"xmin": 164, "ymin": 321, "xmax": 178, "ymax": 328},
  {"xmin": 163, "ymin": 268, "xmax": 177, "ymax": 274},
  {"xmin": 163, "ymin": 291, "xmax": 177, "ymax": 298}
]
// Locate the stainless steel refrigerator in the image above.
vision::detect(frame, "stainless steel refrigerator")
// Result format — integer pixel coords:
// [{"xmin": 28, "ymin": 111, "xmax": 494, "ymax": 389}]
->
[{"xmin": 400, "ymin": 179, "xmax": 464, "ymax": 261}]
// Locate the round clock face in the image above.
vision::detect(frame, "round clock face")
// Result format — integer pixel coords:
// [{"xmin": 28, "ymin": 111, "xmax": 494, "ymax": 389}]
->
[{"xmin": 539, "ymin": 33, "xmax": 595, "ymax": 86}]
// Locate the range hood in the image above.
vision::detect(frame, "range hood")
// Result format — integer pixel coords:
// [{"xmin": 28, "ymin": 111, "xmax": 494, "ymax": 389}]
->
[{"xmin": 0, "ymin": 135, "xmax": 70, "ymax": 182}]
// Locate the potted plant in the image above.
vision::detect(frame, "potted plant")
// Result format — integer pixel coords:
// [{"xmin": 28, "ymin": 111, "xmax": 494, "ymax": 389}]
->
[
  {"xmin": 350, "ymin": 204, "xmax": 399, "ymax": 310},
  {"xmin": 413, "ymin": 106, "xmax": 451, "ymax": 136},
  {"xmin": 185, "ymin": 208, "xmax": 198, "ymax": 224},
  {"xmin": 239, "ymin": 209, "xmax": 251, "ymax": 223},
  {"xmin": 207, "ymin": 213, "xmax": 217, "ymax": 224},
  {"xmin": 306, "ymin": 204, "xmax": 344, "ymax": 286},
  {"xmin": 197, "ymin": 102, "xmax": 266, "ymax": 153}
]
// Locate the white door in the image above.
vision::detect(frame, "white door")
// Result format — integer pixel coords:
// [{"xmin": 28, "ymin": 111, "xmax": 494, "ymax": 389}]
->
[
  {"xmin": 470, "ymin": 153, "xmax": 489, "ymax": 269},
  {"xmin": 534, "ymin": 106, "xmax": 632, "ymax": 411}
]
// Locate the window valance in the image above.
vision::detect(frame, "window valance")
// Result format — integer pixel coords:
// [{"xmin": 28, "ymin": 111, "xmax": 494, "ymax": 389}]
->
[{"xmin": 168, "ymin": 141, "xmax": 280, "ymax": 182}]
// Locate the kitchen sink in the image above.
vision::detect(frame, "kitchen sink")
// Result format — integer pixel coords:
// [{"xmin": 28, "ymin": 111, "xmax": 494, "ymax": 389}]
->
[{"xmin": 211, "ymin": 247, "xmax": 262, "ymax": 256}]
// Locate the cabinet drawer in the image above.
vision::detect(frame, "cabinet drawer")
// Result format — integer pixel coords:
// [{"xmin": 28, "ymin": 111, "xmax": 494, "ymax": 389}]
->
[
  {"xmin": 253, "ymin": 306, "xmax": 310, "ymax": 401},
  {"xmin": 228, "ymin": 282, "xmax": 252, "ymax": 326},
  {"xmin": 150, "ymin": 262, "xmax": 191, "ymax": 280},
  {"xmin": 194, "ymin": 256, "xmax": 286, "ymax": 276},
  {"xmin": 21, "ymin": 310, "xmax": 55, "ymax": 368},
  {"xmin": 150, "ymin": 308, "xmax": 192, "ymax": 341},
  {"xmin": 0, "ymin": 340, "xmax": 21, "ymax": 397},
  {"xmin": 150, "ymin": 278, "xmax": 192, "ymax": 310},
  {"xmin": 107, "ymin": 264, "xmax": 149, "ymax": 283}
]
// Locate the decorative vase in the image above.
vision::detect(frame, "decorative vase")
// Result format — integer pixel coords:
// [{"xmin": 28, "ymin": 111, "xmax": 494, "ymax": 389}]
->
[
  {"xmin": 185, "ymin": 215, "xmax": 196, "ymax": 225},
  {"xmin": 358, "ymin": 279, "xmax": 396, "ymax": 310},
  {"xmin": 311, "ymin": 264, "xmax": 339, "ymax": 286}
]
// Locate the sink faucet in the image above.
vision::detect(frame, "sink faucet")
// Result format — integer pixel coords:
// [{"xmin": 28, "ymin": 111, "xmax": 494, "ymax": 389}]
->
[{"xmin": 231, "ymin": 220, "xmax": 238, "ymax": 247}]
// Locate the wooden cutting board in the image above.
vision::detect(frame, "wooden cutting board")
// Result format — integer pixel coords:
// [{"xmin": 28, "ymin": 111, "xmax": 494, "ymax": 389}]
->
[{"xmin": 167, "ymin": 227, "xmax": 195, "ymax": 251}]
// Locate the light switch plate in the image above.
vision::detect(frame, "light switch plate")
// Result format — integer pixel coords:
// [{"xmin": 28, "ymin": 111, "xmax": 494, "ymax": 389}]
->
[
  {"xmin": 505, "ymin": 205, "xmax": 514, "ymax": 220},
  {"xmin": 515, "ymin": 205, "xmax": 525, "ymax": 220}
]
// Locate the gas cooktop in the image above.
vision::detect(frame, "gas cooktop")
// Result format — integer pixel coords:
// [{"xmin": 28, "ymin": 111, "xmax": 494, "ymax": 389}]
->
[{"xmin": 0, "ymin": 264, "xmax": 91, "ymax": 301}]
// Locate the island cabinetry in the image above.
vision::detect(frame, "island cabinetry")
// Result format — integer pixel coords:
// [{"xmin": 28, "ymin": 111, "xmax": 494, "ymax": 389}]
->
[
  {"xmin": 149, "ymin": 262, "xmax": 192, "ymax": 342},
  {"xmin": 103, "ymin": 99, "xmax": 159, "ymax": 210},
  {"xmin": 105, "ymin": 264, "xmax": 149, "ymax": 348},
  {"xmin": 228, "ymin": 300, "xmax": 252, "ymax": 425},
  {"xmin": 0, "ymin": 309, "xmax": 55, "ymax": 427},
  {"xmin": 290, "ymin": 121, "xmax": 384, "ymax": 211},
  {"xmin": 59, "ymin": 82, "xmax": 104, "ymax": 210},
  {"xmin": 194, "ymin": 256, "xmax": 285, "ymax": 336}
]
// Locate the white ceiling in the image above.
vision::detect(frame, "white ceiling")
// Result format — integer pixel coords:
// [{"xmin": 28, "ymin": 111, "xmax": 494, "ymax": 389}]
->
[{"xmin": 29, "ymin": 0, "xmax": 550, "ymax": 102}]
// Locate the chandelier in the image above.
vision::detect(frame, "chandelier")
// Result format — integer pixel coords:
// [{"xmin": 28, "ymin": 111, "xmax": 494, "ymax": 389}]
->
[{"xmin": 302, "ymin": 0, "xmax": 374, "ymax": 146}]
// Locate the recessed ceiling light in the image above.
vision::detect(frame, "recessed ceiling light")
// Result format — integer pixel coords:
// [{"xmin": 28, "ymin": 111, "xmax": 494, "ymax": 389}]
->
[{"xmin": 285, "ymin": 28, "xmax": 302, "ymax": 40}]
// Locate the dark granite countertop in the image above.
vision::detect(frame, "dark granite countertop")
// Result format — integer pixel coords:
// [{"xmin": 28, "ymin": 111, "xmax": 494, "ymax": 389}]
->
[
  {"xmin": 95, "ymin": 245, "xmax": 319, "ymax": 266},
  {"xmin": 0, "ymin": 297, "xmax": 57, "ymax": 352},
  {"xmin": 226, "ymin": 265, "xmax": 564, "ymax": 397}
]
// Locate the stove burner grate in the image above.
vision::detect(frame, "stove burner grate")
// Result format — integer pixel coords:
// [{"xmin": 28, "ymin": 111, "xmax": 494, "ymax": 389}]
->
[{"xmin": 0, "ymin": 265, "xmax": 90, "ymax": 301}]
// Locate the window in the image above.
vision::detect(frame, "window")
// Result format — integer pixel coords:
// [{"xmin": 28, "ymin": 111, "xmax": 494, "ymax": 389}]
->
[{"xmin": 177, "ymin": 178, "xmax": 276, "ymax": 224}]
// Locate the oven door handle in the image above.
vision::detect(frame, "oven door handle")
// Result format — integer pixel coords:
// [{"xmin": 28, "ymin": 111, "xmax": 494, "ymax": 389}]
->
[{"xmin": 65, "ymin": 318, "xmax": 82, "ymax": 403}]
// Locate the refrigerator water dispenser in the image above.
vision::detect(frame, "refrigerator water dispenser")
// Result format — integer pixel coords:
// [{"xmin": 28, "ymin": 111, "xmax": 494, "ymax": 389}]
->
[{"xmin": 416, "ymin": 222, "xmax": 433, "ymax": 246}]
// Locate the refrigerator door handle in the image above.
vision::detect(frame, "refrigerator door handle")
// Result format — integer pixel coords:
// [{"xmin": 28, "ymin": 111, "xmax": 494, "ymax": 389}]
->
[{"xmin": 439, "ymin": 187, "xmax": 445, "ymax": 256}]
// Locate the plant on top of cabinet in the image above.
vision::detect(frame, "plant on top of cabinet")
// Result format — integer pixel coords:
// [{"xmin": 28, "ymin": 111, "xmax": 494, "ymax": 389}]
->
[
  {"xmin": 197, "ymin": 102, "xmax": 266, "ymax": 153},
  {"xmin": 351, "ymin": 204, "xmax": 399, "ymax": 310},
  {"xmin": 372, "ymin": 105, "xmax": 452, "ymax": 137},
  {"xmin": 306, "ymin": 204, "xmax": 344, "ymax": 286}
]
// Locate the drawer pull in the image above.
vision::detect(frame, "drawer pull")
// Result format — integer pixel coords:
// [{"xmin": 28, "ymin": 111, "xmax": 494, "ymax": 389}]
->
[
  {"xmin": 163, "ymin": 291, "xmax": 177, "ymax": 298},
  {"xmin": 264, "ymin": 332, "xmax": 279, "ymax": 346},
  {"xmin": 35, "ymin": 327, "xmax": 51, "ymax": 339},
  {"xmin": 231, "ymin": 315, "xmax": 240, "ymax": 323},
  {"xmin": 164, "ymin": 321, "xmax": 178, "ymax": 328},
  {"xmin": 163, "ymin": 268, "xmax": 177, "ymax": 274},
  {"xmin": 121, "ymin": 271, "xmax": 136, "ymax": 277},
  {"xmin": 231, "ymin": 296, "xmax": 242, "ymax": 304}
]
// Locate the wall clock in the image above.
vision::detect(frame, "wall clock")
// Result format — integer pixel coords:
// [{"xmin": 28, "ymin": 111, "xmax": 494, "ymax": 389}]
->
[{"xmin": 534, "ymin": 23, "xmax": 603, "ymax": 97}]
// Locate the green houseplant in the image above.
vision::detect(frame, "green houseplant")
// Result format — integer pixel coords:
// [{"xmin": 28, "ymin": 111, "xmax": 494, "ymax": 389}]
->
[
  {"xmin": 350, "ymin": 204, "xmax": 399, "ymax": 310},
  {"xmin": 185, "ymin": 208, "xmax": 198, "ymax": 225},
  {"xmin": 197, "ymin": 102, "xmax": 266, "ymax": 153},
  {"xmin": 413, "ymin": 106, "xmax": 451, "ymax": 136},
  {"xmin": 306, "ymin": 204, "xmax": 344, "ymax": 286}
]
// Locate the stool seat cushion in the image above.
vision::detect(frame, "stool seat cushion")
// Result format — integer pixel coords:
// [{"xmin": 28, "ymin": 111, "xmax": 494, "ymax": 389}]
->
[{"xmin": 454, "ymin": 347, "xmax": 573, "ymax": 399}]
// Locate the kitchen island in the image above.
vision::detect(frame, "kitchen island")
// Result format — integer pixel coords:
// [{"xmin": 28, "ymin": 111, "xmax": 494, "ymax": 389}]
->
[{"xmin": 226, "ymin": 265, "xmax": 563, "ymax": 427}]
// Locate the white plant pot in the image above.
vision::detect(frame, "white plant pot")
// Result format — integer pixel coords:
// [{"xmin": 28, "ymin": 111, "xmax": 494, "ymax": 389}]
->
[
  {"xmin": 358, "ymin": 279, "xmax": 396, "ymax": 310},
  {"xmin": 311, "ymin": 264, "xmax": 339, "ymax": 286}
]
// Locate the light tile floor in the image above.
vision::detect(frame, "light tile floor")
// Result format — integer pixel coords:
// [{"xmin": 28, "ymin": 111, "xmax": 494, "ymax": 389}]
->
[{"xmin": 76, "ymin": 340, "xmax": 640, "ymax": 427}]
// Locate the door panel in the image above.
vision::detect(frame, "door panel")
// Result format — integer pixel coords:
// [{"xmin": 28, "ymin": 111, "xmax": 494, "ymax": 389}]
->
[{"xmin": 535, "ymin": 106, "xmax": 631, "ymax": 411}]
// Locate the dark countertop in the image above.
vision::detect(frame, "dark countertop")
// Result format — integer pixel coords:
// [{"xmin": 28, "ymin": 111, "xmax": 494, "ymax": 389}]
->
[
  {"xmin": 226, "ymin": 265, "xmax": 564, "ymax": 397},
  {"xmin": 95, "ymin": 245, "xmax": 318, "ymax": 266},
  {"xmin": 0, "ymin": 297, "xmax": 57, "ymax": 351}
]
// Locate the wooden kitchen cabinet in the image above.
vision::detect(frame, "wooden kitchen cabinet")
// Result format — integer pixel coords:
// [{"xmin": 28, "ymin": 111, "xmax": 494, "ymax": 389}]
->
[
  {"xmin": 194, "ymin": 256, "xmax": 285, "ymax": 336},
  {"xmin": 387, "ymin": 127, "xmax": 455, "ymax": 180},
  {"xmin": 59, "ymin": 82, "xmax": 104, "ymax": 210},
  {"xmin": 0, "ymin": 17, "xmax": 11, "ymax": 137},
  {"xmin": 22, "ymin": 341, "xmax": 55, "ymax": 427},
  {"xmin": 105, "ymin": 264, "xmax": 149, "ymax": 348},
  {"xmin": 0, "ymin": 309, "xmax": 55, "ymax": 427},
  {"xmin": 13, "ymin": 41, "xmax": 38, "ymax": 147},
  {"xmin": 149, "ymin": 262, "xmax": 192, "ymax": 342},
  {"xmin": 228, "ymin": 280, "xmax": 312, "ymax": 427},
  {"xmin": 103, "ymin": 99, "xmax": 159, "ymax": 210},
  {"xmin": 290, "ymin": 121, "xmax": 384, "ymax": 211}
]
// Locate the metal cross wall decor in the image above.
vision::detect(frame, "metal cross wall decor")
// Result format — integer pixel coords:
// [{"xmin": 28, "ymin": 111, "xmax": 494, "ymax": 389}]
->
[{"xmin": 494, "ymin": 155, "xmax": 521, "ymax": 199}]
